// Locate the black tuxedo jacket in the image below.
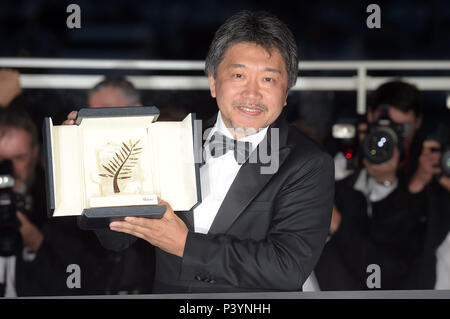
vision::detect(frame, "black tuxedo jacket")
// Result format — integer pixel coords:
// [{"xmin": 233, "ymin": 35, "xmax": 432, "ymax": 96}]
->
[{"xmin": 96, "ymin": 111, "xmax": 334, "ymax": 293}]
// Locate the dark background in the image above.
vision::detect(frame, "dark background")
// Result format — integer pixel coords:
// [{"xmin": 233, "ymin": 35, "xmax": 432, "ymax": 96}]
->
[{"xmin": 1, "ymin": 0, "xmax": 449, "ymax": 140}]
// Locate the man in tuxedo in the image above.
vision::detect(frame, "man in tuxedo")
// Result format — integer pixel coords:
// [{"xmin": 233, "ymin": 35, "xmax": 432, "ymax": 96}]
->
[{"xmin": 68, "ymin": 10, "xmax": 334, "ymax": 293}]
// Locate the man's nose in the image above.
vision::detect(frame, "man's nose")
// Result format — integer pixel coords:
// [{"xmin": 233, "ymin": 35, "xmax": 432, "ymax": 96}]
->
[{"xmin": 242, "ymin": 78, "xmax": 262, "ymax": 100}]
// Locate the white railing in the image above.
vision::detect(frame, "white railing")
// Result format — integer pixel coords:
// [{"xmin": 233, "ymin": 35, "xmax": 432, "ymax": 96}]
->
[{"xmin": 1, "ymin": 58, "xmax": 450, "ymax": 114}]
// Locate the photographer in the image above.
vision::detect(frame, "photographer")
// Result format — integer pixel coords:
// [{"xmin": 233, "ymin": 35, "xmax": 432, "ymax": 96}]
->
[
  {"xmin": 0, "ymin": 108, "xmax": 83, "ymax": 296},
  {"xmin": 407, "ymin": 124, "xmax": 450, "ymax": 289},
  {"xmin": 315, "ymin": 80, "xmax": 434, "ymax": 290}
]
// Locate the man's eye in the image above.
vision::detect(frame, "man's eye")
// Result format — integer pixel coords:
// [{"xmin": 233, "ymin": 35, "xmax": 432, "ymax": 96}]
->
[
  {"xmin": 233, "ymin": 73, "xmax": 243, "ymax": 78},
  {"xmin": 264, "ymin": 77, "xmax": 274, "ymax": 82}
]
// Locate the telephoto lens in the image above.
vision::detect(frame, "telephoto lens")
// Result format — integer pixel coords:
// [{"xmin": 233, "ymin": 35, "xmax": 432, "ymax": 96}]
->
[
  {"xmin": 0, "ymin": 159, "xmax": 22, "ymax": 257},
  {"xmin": 362, "ymin": 125, "xmax": 398, "ymax": 164}
]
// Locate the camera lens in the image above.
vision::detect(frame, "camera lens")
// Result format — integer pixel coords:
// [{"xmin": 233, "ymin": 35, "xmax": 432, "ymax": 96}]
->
[
  {"xmin": 442, "ymin": 148, "xmax": 450, "ymax": 176},
  {"xmin": 363, "ymin": 127, "xmax": 397, "ymax": 164}
]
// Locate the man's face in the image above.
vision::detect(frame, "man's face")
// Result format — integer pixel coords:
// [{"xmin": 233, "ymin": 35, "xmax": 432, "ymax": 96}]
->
[
  {"xmin": 368, "ymin": 106, "xmax": 422, "ymax": 151},
  {"xmin": 0, "ymin": 128, "xmax": 38, "ymax": 192},
  {"xmin": 209, "ymin": 42, "xmax": 289, "ymax": 136},
  {"xmin": 88, "ymin": 87, "xmax": 131, "ymax": 108}
]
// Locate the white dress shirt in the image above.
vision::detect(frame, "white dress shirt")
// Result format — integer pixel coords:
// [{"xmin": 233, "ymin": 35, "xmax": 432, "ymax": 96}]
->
[
  {"xmin": 0, "ymin": 256, "xmax": 16, "ymax": 297},
  {"xmin": 334, "ymin": 152, "xmax": 355, "ymax": 181},
  {"xmin": 435, "ymin": 231, "xmax": 450, "ymax": 289},
  {"xmin": 353, "ymin": 168, "xmax": 398, "ymax": 217},
  {"xmin": 193, "ymin": 112, "xmax": 268, "ymax": 234}
]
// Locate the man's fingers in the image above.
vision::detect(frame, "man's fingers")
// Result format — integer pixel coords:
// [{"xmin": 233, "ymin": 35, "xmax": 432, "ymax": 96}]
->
[
  {"xmin": 124, "ymin": 216, "xmax": 157, "ymax": 228},
  {"xmin": 157, "ymin": 198, "xmax": 176, "ymax": 220},
  {"xmin": 16, "ymin": 211, "xmax": 29, "ymax": 225},
  {"xmin": 68, "ymin": 110, "xmax": 78, "ymax": 120},
  {"xmin": 439, "ymin": 175, "xmax": 450, "ymax": 191},
  {"xmin": 110, "ymin": 219, "xmax": 153, "ymax": 238},
  {"xmin": 110, "ymin": 224, "xmax": 148, "ymax": 242},
  {"xmin": 62, "ymin": 111, "xmax": 78, "ymax": 125}
]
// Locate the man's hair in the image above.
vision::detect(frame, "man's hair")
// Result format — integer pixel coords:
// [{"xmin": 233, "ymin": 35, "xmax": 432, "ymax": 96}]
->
[
  {"xmin": 205, "ymin": 10, "xmax": 299, "ymax": 91},
  {"xmin": 0, "ymin": 108, "xmax": 39, "ymax": 147},
  {"xmin": 88, "ymin": 75, "xmax": 141, "ymax": 105},
  {"xmin": 369, "ymin": 80, "xmax": 422, "ymax": 116}
]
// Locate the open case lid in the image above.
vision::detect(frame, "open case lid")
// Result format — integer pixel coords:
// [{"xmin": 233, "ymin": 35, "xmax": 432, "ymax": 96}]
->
[
  {"xmin": 75, "ymin": 106, "xmax": 160, "ymax": 124},
  {"xmin": 43, "ymin": 106, "xmax": 202, "ymax": 230}
]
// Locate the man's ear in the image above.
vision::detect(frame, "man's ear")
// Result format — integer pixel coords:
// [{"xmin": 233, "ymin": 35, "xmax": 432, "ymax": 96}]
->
[
  {"xmin": 208, "ymin": 74, "xmax": 216, "ymax": 98},
  {"xmin": 283, "ymin": 91, "xmax": 288, "ymax": 107}
]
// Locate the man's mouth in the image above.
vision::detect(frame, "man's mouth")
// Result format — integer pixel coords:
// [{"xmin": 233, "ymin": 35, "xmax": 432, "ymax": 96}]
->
[{"xmin": 236, "ymin": 106, "xmax": 264, "ymax": 115}]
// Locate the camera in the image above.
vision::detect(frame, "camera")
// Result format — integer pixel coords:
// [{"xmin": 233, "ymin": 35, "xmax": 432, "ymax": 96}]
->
[
  {"xmin": 331, "ymin": 117, "xmax": 360, "ymax": 171},
  {"xmin": 442, "ymin": 146, "xmax": 450, "ymax": 176},
  {"xmin": 428, "ymin": 123, "xmax": 450, "ymax": 177},
  {"xmin": 0, "ymin": 159, "xmax": 32, "ymax": 257},
  {"xmin": 361, "ymin": 105, "xmax": 411, "ymax": 164}
]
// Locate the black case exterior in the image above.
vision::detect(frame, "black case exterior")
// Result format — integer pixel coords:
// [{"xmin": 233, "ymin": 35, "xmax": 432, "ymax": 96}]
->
[
  {"xmin": 77, "ymin": 205, "xmax": 167, "ymax": 230},
  {"xmin": 43, "ymin": 117, "xmax": 55, "ymax": 217},
  {"xmin": 43, "ymin": 106, "xmax": 202, "ymax": 230},
  {"xmin": 191, "ymin": 113, "xmax": 202, "ymax": 211}
]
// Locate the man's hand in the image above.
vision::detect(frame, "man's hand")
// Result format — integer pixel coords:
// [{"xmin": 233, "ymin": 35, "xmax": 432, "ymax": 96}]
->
[
  {"xmin": 17, "ymin": 211, "xmax": 44, "ymax": 253},
  {"xmin": 363, "ymin": 147, "xmax": 400, "ymax": 185},
  {"xmin": 0, "ymin": 69, "xmax": 21, "ymax": 107},
  {"xmin": 109, "ymin": 199, "xmax": 188, "ymax": 258},
  {"xmin": 329, "ymin": 204, "xmax": 342, "ymax": 235},
  {"xmin": 409, "ymin": 140, "xmax": 442, "ymax": 193},
  {"xmin": 438, "ymin": 175, "xmax": 450, "ymax": 193},
  {"xmin": 62, "ymin": 110, "xmax": 78, "ymax": 125}
]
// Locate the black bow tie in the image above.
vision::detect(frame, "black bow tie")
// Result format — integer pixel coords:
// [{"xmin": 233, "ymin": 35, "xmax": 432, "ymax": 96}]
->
[{"xmin": 206, "ymin": 131, "xmax": 251, "ymax": 164}]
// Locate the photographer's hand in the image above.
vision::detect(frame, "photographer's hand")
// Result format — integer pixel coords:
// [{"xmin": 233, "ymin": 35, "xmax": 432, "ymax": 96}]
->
[
  {"xmin": 329, "ymin": 204, "xmax": 342, "ymax": 235},
  {"xmin": 363, "ymin": 147, "xmax": 399, "ymax": 185},
  {"xmin": 438, "ymin": 175, "xmax": 450, "ymax": 192},
  {"xmin": 17, "ymin": 211, "xmax": 44, "ymax": 253},
  {"xmin": 0, "ymin": 69, "xmax": 21, "ymax": 107},
  {"xmin": 62, "ymin": 110, "xmax": 78, "ymax": 125},
  {"xmin": 409, "ymin": 140, "xmax": 442, "ymax": 194}
]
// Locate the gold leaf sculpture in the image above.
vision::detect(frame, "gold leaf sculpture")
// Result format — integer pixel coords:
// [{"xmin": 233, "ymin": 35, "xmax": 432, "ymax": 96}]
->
[{"xmin": 99, "ymin": 139, "xmax": 142, "ymax": 193}]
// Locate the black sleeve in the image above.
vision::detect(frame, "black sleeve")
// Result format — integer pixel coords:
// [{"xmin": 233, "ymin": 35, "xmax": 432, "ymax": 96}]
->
[
  {"xmin": 93, "ymin": 228, "xmax": 138, "ymax": 251},
  {"xmin": 179, "ymin": 152, "xmax": 334, "ymax": 291}
]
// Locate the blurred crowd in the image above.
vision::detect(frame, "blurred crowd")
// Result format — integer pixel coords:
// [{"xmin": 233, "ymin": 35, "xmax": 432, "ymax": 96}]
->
[{"xmin": 0, "ymin": 68, "xmax": 448, "ymax": 296}]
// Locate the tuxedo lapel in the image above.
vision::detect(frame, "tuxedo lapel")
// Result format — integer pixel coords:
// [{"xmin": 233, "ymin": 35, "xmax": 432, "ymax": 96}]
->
[
  {"xmin": 177, "ymin": 210, "xmax": 195, "ymax": 231},
  {"xmin": 208, "ymin": 147, "xmax": 291, "ymax": 235},
  {"xmin": 208, "ymin": 112, "xmax": 293, "ymax": 235}
]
